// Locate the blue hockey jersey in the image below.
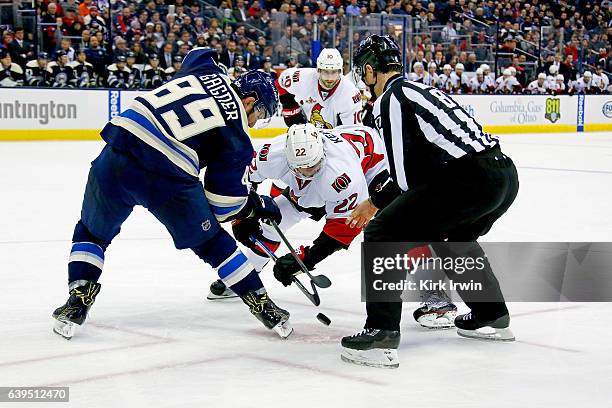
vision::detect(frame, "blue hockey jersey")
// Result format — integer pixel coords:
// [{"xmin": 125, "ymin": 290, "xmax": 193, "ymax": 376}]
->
[{"xmin": 101, "ymin": 48, "xmax": 253, "ymax": 221}]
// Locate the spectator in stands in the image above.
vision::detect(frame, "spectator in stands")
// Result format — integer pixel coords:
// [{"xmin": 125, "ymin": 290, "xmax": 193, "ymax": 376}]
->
[
  {"xmin": 84, "ymin": 36, "xmax": 108, "ymax": 82},
  {"xmin": 8, "ymin": 27, "xmax": 32, "ymax": 68}
]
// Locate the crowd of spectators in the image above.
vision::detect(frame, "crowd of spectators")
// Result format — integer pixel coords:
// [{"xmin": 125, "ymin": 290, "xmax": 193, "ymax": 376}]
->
[{"xmin": 0, "ymin": 0, "xmax": 610, "ymax": 93}]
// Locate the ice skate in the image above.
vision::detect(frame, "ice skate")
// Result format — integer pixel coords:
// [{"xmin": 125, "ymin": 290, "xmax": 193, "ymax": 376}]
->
[
  {"xmin": 52, "ymin": 281, "xmax": 101, "ymax": 340},
  {"xmin": 455, "ymin": 312, "xmax": 515, "ymax": 341},
  {"xmin": 340, "ymin": 328, "xmax": 400, "ymax": 368},
  {"xmin": 206, "ymin": 279, "xmax": 238, "ymax": 300},
  {"xmin": 413, "ymin": 289, "xmax": 457, "ymax": 329},
  {"xmin": 241, "ymin": 291, "xmax": 293, "ymax": 339}
]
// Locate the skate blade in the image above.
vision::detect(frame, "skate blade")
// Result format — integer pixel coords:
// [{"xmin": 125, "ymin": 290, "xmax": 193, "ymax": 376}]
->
[
  {"xmin": 457, "ymin": 326, "xmax": 515, "ymax": 341},
  {"xmin": 206, "ymin": 290, "xmax": 239, "ymax": 300},
  {"xmin": 417, "ymin": 311, "xmax": 457, "ymax": 329},
  {"xmin": 273, "ymin": 319, "xmax": 294, "ymax": 339},
  {"xmin": 53, "ymin": 319, "xmax": 78, "ymax": 340},
  {"xmin": 340, "ymin": 348, "xmax": 399, "ymax": 369}
]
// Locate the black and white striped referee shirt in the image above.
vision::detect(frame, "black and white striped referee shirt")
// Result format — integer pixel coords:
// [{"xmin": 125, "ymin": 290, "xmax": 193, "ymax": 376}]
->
[{"xmin": 372, "ymin": 75, "xmax": 499, "ymax": 191}]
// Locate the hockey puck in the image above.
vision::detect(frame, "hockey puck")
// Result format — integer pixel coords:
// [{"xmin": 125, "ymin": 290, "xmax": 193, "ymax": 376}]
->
[{"xmin": 316, "ymin": 312, "xmax": 331, "ymax": 326}]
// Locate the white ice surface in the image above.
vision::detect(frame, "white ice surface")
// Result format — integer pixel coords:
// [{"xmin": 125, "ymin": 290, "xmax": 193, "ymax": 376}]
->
[{"xmin": 1, "ymin": 132, "xmax": 612, "ymax": 407}]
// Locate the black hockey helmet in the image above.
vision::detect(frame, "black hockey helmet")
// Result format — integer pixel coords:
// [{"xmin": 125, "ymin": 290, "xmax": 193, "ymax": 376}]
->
[
  {"xmin": 352, "ymin": 34, "xmax": 403, "ymax": 80},
  {"xmin": 126, "ymin": 51, "xmax": 136, "ymax": 59},
  {"xmin": 38, "ymin": 51, "xmax": 49, "ymax": 60},
  {"xmin": 56, "ymin": 50, "xmax": 67, "ymax": 59},
  {"xmin": 173, "ymin": 55, "xmax": 183, "ymax": 63},
  {"xmin": 115, "ymin": 55, "xmax": 127, "ymax": 63},
  {"xmin": 148, "ymin": 53, "xmax": 159, "ymax": 61},
  {"xmin": 0, "ymin": 48, "xmax": 7, "ymax": 59}
]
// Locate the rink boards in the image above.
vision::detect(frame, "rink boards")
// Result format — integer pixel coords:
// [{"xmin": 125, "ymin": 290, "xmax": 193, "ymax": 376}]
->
[{"xmin": 0, "ymin": 87, "xmax": 610, "ymax": 141}]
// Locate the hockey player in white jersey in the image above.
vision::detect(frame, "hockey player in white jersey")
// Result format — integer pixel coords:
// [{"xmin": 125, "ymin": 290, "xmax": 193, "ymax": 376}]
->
[
  {"xmin": 592, "ymin": 66, "xmax": 609, "ymax": 94},
  {"xmin": 408, "ymin": 62, "xmax": 425, "ymax": 82},
  {"xmin": 526, "ymin": 72, "xmax": 548, "ymax": 94},
  {"xmin": 496, "ymin": 68, "xmax": 521, "ymax": 94},
  {"xmin": 423, "ymin": 62, "xmax": 438, "ymax": 87},
  {"xmin": 570, "ymin": 71, "xmax": 596, "ymax": 94},
  {"xmin": 469, "ymin": 68, "xmax": 484, "ymax": 94},
  {"xmin": 277, "ymin": 48, "xmax": 362, "ymax": 129},
  {"xmin": 479, "ymin": 64, "xmax": 496, "ymax": 93},
  {"xmin": 548, "ymin": 74, "xmax": 566, "ymax": 95},
  {"xmin": 449, "ymin": 63, "xmax": 469, "ymax": 94},
  {"xmin": 208, "ymin": 123, "xmax": 388, "ymax": 297},
  {"xmin": 436, "ymin": 64, "xmax": 453, "ymax": 92}
]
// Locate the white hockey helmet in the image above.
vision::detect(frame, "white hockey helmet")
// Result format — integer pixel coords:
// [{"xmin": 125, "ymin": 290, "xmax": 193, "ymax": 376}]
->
[
  {"xmin": 428, "ymin": 61, "xmax": 437, "ymax": 70},
  {"xmin": 556, "ymin": 74, "xmax": 564, "ymax": 81},
  {"xmin": 508, "ymin": 66, "xmax": 516, "ymax": 76},
  {"xmin": 503, "ymin": 68, "xmax": 511, "ymax": 76},
  {"xmin": 455, "ymin": 63, "xmax": 464, "ymax": 71},
  {"xmin": 476, "ymin": 68, "xmax": 484, "ymax": 76},
  {"xmin": 583, "ymin": 70, "xmax": 592, "ymax": 78},
  {"xmin": 413, "ymin": 62, "xmax": 424, "ymax": 71},
  {"xmin": 549, "ymin": 65, "xmax": 558, "ymax": 74},
  {"xmin": 537, "ymin": 72, "xmax": 546, "ymax": 80},
  {"xmin": 285, "ymin": 123, "xmax": 326, "ymax": 180},
  {"xmin": 317, "ymin": 48, "xmax": 343, "ymax": 90},
  {"xmin": 443, "ymin": 64, "xmax": 452, "ymax": 72},
  {"xmin": 481, "ymin": 64, "xmax": 490, "ymax": 73}
]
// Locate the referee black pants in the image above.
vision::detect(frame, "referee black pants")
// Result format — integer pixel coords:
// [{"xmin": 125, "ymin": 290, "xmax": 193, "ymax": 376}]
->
[{"xmin": 364, "ymin": 147, "xmax": 519, "ymax": 331}]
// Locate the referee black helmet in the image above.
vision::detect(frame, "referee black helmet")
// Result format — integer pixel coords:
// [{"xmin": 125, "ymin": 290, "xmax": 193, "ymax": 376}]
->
[{"xmin": 353, "ymin": 35, "xmax": 403, "ymax": 80}]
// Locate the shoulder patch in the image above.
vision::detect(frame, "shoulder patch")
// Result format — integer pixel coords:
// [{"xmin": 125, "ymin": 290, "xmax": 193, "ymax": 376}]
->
[
  {"xmin": 332, "ymin": 173, "xmax": 352, "ymax": 193},
  {"xmin": 352, "ymin": 92, "xmax": 361, "ymax": 104}
]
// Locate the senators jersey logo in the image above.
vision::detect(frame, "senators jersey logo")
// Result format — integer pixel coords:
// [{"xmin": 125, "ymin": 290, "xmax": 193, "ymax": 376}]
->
[
  {"xmin": 309, "ymin": 103, "xmax": 333, "ymax": 129},
  {"xmin": 296, "ymin": 178, "xmax": 312, "ymax": 190},
  {"xmin": 352, "ymin": 92, "xmax": 361, "ymax": 104},
  {"xmin": 258, "ymin": 144, "xmax": 271, "ymax": 161},
  {"xmin": 332, "ymin": 173, "xmax": 352, "ymax": 193}
]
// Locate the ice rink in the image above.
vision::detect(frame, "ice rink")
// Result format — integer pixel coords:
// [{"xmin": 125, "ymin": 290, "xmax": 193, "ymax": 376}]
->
[{"xmin": 1, "ymin": 132, "xmax": 611, "ymax": 407}]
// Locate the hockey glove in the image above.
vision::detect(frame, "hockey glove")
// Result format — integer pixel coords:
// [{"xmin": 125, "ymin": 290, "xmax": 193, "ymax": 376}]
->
[
  {"xmin": 231, "ymin": 218, "xmax": 263, "ymax": 249},
  {"xmin": 247, "ymin": 191, "xmax": 282, "ymax": 224},
  {"xmin": 273, "ymin": 246, "xmax": 314, "ymax": 286}
]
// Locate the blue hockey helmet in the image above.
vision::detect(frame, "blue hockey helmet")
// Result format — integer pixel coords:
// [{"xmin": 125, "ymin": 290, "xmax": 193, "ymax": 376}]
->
[{"xmin": 232, "ymin": 70, "xmax": 279, "ymax": 119}]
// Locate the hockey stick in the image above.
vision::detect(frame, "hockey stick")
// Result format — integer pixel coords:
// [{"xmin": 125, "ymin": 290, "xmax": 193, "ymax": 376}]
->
[
  {"xmin": 270, "ymin": 221, "xmax": 332, "ymax": 289},
  {"xmin": 250, "ymin": 236, "xmax": 321, "ymax": 306}
]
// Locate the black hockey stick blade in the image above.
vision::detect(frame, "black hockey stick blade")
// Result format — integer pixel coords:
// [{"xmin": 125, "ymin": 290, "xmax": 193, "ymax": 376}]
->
[
  {"xmin": 250, "ymin": 236, "xmax": 321, "ymax": 306},
  {"xmin": 292, "ymin": 276, "xmax": 321, "ymax": 306},
  {"xmin": 269, "ymin": 221, "xmax": 332, "ymax": 289}
]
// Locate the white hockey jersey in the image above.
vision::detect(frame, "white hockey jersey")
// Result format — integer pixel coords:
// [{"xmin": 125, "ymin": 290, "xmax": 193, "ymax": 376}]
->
[
  {"xmin": 449, "ymin": 72, "xmax": 468, "ymax": 92},
  {"xmin": 249, "ymin": 125, "xmax": 389, "ymax": 244},
  {"xmin": 571, "ymin": 77, "xmax": 595, "ymax": 94},
  {"xmin": 423, "ymin": 72, "xmax": 438, "ymax": 87},
  {"xmin": 526, "ymin": 80, "xmax": 547, "ymax": 94},
  {"xmin": 593, "ymin": 73, "xmax": 609, "ymax": 93},
  {"xmin": 278, "ymin": 68, "xmax": 362, "ymax": 129},
  {"xmin": 437, "ymin": 73, "xmax": 452, "ymax": 92}
]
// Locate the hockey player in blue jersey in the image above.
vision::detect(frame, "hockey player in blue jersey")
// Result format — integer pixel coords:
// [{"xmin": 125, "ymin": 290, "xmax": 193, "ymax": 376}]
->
[{"xmin": 52, "ymin": 47, "xmax": 293, "ymax": 339}]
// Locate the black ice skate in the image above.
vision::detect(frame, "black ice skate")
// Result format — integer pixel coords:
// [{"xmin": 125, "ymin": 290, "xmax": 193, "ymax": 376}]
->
[
  {"xmin": 455, "ymin": 312, "xmax": 515, "ymax": 341},
  {"xmin": 206, "ymin": 279, "xmax": 238, "ymax": 300},
  {"xmin": 413, "ymin": 289, "xmax": 457, "ymax": 329},
  {"xmin": 340, "ymin": 328, "xmax": 400, "ymax": 368},
  {"xmin": 241, "ymin": 291, "xmax": 293, "ymax": 339},
  {"xmin": 52, "ymin": 281, "xmax": 101, "ymax": 340}
]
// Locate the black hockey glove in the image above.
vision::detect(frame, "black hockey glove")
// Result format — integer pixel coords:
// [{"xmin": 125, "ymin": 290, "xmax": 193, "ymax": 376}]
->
[
  {"xmin": 273, "ymin": 245, "xmax": 314, "ymax": 286},
  {"xmin": 231, "ymin": 218, "xmax": 263, "ymax": 249},
  {"xmin": 246, "ymin": 191, "xmax": 282, "ymax": 224}
]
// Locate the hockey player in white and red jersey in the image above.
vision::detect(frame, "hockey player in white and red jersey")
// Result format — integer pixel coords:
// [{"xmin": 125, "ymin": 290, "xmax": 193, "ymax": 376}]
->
[
  {"xmin": 436, "ymin": 64, "xmax": 453, "ymax": 92},
  {"xmin": 449, "ymin": 63, "xmax": 469, "ymax": 93},
  {"xmin": 407, "ymin": 62, "xmax": 425, "ymax": 82},
  {"xmin": 496, "ymin": 68, "xmax": 522, "ymax": 94},
  {"xmin": 423, "ymin": 62, "xmax": 438, "ymax": 87},
  {"xmin": 207, "ymin": 123, "xmax": 458, "ymax": 328},
  {"xmin": 277, "ymin": 48, "xmax": 362, "ymax": 129},
  {"xmin": 469, "ymin": 68, "xmax": 485, "ymax": 93},
  {"xmin": 207, "ymin": 123, "xmax": 388, "ymax": 297},
  {"xmin": 526, "ymin": 72, "xmax": 548, "ymax": 94},
  {"xmin": 548, "ymin": 74, "xmax": 566, "ymax": 95},
  {"xmin": 570, "ymin": 71, "xmax": 596, "ymax": 94}
]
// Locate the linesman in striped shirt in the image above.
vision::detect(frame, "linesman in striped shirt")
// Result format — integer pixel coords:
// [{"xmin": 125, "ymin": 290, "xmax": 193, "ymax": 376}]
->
[{"xmin": 340, "ymin": 35, "xmax": 519, "ymax": 368}]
